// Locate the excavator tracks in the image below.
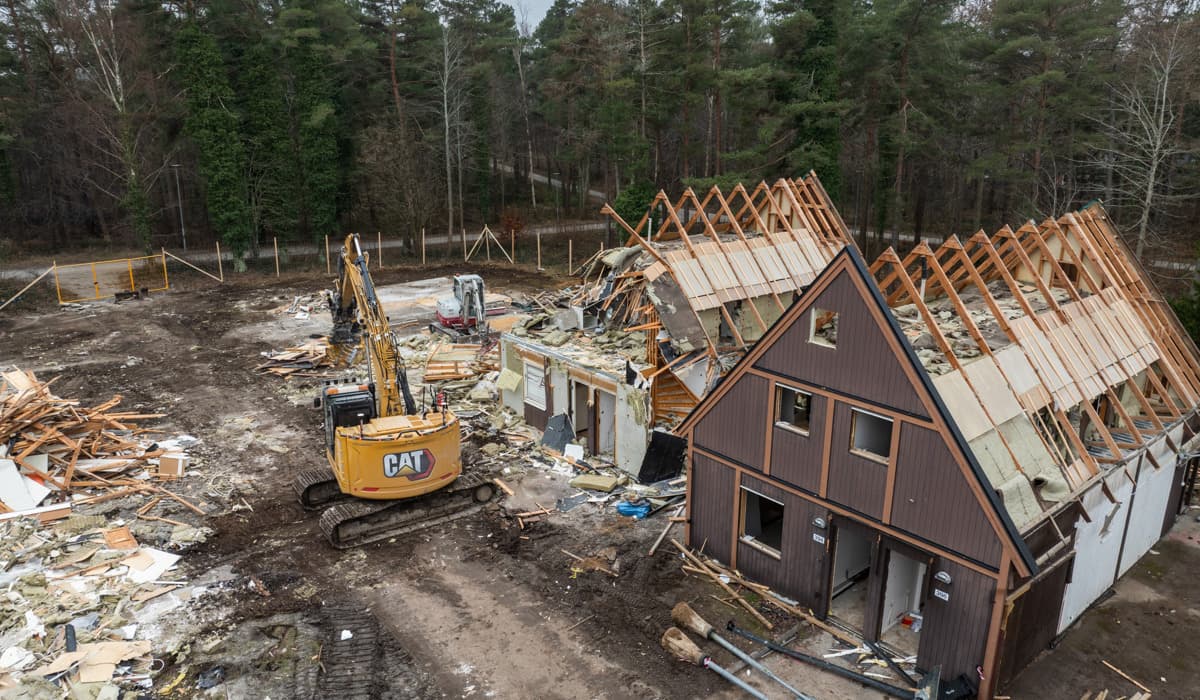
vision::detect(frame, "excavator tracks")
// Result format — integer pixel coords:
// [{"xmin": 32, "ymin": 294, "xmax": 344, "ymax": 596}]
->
[
  {"xmin": 314, "ymin": 470, "xmax": 496, "ymax": 549},
  {"xmin": 293, "ymin": 467, "xmax": 343, "ymax": 509},
  {"xmin": 316, "ymin": 605, "xmax": 379, "ymax": 700}
]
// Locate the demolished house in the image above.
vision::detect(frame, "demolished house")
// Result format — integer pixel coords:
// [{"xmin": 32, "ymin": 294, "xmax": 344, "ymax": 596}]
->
[
  {"xmin": 498, "ymin": 174, "xmax": 853, "ymax": 475},
  {"xmin": 676, "ymin": 203, "xmax": 1200, "ymax": 698}
]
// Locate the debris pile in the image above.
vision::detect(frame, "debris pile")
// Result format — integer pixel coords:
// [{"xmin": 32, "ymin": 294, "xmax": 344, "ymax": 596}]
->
[
  {"xmin": 273, "ymin": 293, "xmax": 329, "ymax": 320},
  {"xmin": 255, "ymin": 338, "xmax": 337, "ymax": 378},
  {"xmin": 0, "ymin": 368, "xmax": 173, "ymax": 518},
  {"xmin": 424, "ymin": 342, "xmax": 499, "ymax": 382},
  {"xmin": 0, "ymin": 368, "xmax": 206, "ymax": 694},
  {"xmin": 0, "ymin": 515, "xmax": 190, "ymax": 692}
]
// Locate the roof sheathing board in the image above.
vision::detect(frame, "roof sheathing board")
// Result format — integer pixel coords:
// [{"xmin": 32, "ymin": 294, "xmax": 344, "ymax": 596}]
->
[{"xmin": 867, "ymin": 203, "xmax": 1200, "ymax": 534}]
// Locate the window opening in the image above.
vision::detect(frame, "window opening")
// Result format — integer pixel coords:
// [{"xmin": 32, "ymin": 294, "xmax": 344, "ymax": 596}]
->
[
  {"xmin": 776, "ymin": 386, "xmax": 812, "ymax": 433},
  {"xmin": 740, "ymin": 489, "xmax": 784, "ymax": 556},
  {"xmin": 850, "ymin": 409, "xmax": 893, "ymax": 461},
  {"xmin": 809, "ymin": 308, "xmax": 839, "ymax": 347}
]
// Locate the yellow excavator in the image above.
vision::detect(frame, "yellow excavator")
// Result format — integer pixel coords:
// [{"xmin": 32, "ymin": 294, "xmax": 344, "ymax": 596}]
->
[{"xmin": 293, "ymin": 234, "xmax": 495, "ymax": 548}]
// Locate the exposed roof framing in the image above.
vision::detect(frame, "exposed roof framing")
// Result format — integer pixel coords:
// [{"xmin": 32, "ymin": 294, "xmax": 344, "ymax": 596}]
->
[
  {"xmin": 587, "ymin": 173, "xmax": 854, "ymax": 358},
  {"xmin": 863, "ymin": 203, "xmax": 1200, "ymax": 529}
]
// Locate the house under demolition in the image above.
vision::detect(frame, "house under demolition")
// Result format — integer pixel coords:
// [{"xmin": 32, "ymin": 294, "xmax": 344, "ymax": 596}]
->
[
  {"xmin": 676, "ymin": 203, "xmax": 1200, "ymax": 698},
  {"xmin": 498, "ymin": 174, "xmax": 853, "ymax": 475}
]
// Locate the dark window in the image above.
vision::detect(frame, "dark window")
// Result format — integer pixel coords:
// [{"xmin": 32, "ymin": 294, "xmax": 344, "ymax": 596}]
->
[
  {"xmin": 809, "ymin": 308, "xmax": 839, "ymax": 347},
  {"xmin": 740, "ymin": 489, "xmax": 784, "ymax": 555},
  {"xmin": 776, "ymin": 386, "xmax": 812, "ymax": 433},
  {"xmin": 850, "ymin": 409, "xmax": 893, "ymax": 461}
]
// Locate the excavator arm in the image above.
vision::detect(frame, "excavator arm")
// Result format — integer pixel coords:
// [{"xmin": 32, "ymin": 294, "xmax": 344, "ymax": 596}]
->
[{"xmin": 330, "ymin": 234, "xmax": 416, "ymax": 417}]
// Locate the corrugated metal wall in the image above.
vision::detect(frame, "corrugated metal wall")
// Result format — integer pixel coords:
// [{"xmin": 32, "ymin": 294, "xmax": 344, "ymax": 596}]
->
[
  {"xmin": 997, "ymin": 557, "xmax": 1072, "ymax": 688},
  {"xmin": 737, "ymin": 474, "xmax": 831, "ymax": 614},
  {"xmin": 754, "ymin": 273, "xmax": 928, "ymax": 418},
  {"xmin": 826, "ymin": 402, "xmax": 888, "ymax": 519}
]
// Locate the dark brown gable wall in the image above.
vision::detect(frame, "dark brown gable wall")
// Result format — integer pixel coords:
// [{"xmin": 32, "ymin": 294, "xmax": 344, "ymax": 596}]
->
[
  {"xmin": 754, "ymin": 273, "xmax": 928, "ymax": 419},
  {"xmin": 736, "ymin": 474, "xmax": 831, "ymax": 615},
  {"xmin": 891, "ymin": 424, "xmax": 1003, "ymax": 568},
  {"xmin": 826, "ymin": 402, "xmax": 888, "ymax": 519},
  {"xmin": 769, "ymin": 393, "xmax": 827, "ymax": 492},
  {"xmin": 689, "ymin": 453, "xmax": 735, "ymax": 564},
  {"xmin": 693, "ymin": 373, "xmax": 769, "ymax": 469}
]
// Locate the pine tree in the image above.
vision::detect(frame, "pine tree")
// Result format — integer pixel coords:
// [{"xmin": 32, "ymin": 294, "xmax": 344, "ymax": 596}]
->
[{"xmin": 175, "ymin": 22, "xmax": 253, "ymax": 265}]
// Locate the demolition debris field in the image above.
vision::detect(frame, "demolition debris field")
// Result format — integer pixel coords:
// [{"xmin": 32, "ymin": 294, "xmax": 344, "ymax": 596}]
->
[
  {"xmin": 0, "ymin": 266, "xmax": 729, "ymax": 699},
  {"xmin": 3, "ymin": 266, "xmax": 1200, "ymax": 699}
]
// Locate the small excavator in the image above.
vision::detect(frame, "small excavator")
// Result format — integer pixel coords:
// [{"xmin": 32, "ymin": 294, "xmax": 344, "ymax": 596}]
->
[{"xmin": 293, "ymin": 234, "xmax": 495, "ymax": 548}]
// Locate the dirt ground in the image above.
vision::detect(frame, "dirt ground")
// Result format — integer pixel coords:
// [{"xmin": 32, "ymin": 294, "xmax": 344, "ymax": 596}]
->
[
  {"xmin": 1, "ymin": 267, "xmax": 858, "ymax": 700},
  {"xmin": 7, "ymin": 265, "xmax": 1197, "ymax": 700}
]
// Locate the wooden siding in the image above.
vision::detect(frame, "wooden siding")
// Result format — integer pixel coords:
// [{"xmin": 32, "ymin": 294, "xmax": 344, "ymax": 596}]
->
[
  {"xmin": 890, "ymin": 424, "xmax": 1004, "ymax": 567},
  {"xmin": 754, "ymin": 273, "xmax": 928, "ymax": 418},
  {"xmin": 736, "ymin": 474, "xmax": 831, "ymax": 614},
  {"xmin": 826, "ymin": 401, "xmax": 888, "ymax": 519},
  {"xmin": 918, "ymin": 558, "xmax": 996, "ymax": 680},
  {"xmin": 996, "ymin": 557, "xmax": 1072, "ymax": 689},
  {"xmin": 769, "ymin": 393, "xmax": 827, "ymax": 492},
  {"xmin": 689, "ymin": 452, "xmax": 735, "ymax": 564},
  {"xmin": 694, "ymin": 373, "xmax": 769, "ymax": 469}
]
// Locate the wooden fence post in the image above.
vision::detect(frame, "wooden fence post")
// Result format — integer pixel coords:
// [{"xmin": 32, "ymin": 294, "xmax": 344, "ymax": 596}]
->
[
  {"xmin": 421, "ymin": 228, "xmax": 426, "ymax": 265},
  {"xmin": 215, "ymin": 241, "xmax": 224, "ymax": 282},
  {"xmin": 510, "ymin": 229, "xmax": 515, "ymax": 263},
  {"xmin": 325, "ymin": 235, "xmax": 331, "ymax": 275},
  {"xmin": 536, "ymin": 232, "xmax": 542, "ymax": 271},
  {"xmin": 273, "ymin": 237, "xmax": 280, "ymax": 277},
  {"xmin": 568, "ymin": 239, "xmax": 573, "ymax": 275},
  {"xmin": 377, "ymin": 231, "xmax": 383, "ymax": 269}
]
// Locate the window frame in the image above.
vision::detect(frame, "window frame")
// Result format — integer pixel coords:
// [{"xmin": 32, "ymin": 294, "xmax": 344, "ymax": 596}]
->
[
  {"xmin": 739, "ymin": 487, "xmax": 785, "ymax": 560},
  {"xmin": 849, "ymin": 407, "xmax": 893, "ymax": 464},
  {"xmin": 775, "ymin": 384, "xmax": 813, "ymax": 435},
  {"xmin": 523, "ymin": 361, "xmax": 547, "ymax": 410},
  {"xmin": 808, "ymin": 307, "xmax": 839, "ymax": 348}
]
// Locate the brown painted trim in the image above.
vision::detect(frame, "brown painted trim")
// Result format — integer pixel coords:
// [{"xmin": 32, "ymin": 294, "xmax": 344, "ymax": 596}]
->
[
  {"xmin": 694, "ymin": 444, "xmax": 1002, "ymax": 579},
  {"xmin": 745, "ymin": 366, "xmax": 937, "ymax": 428},
  {"xmin": 819, "ymin": 397, "xmax": 836, "ymax": 498},
  {"xmin": 764, "ymin": 378, "xmax": 776, "ymax": 476},
  {"xmin": 730, "ymin": 469, "xmax": 742, "ymax": 570},
  {"xmin": 882, "ymin": 421, "xmax": 901, "ymax": 524},
  {"xmin": 684, "ymin": 440, "xmax": 695, "ymax": 546},
  {"xmin": 980, "ymin": 550, "xmax": 1012, "ymax": 700}
]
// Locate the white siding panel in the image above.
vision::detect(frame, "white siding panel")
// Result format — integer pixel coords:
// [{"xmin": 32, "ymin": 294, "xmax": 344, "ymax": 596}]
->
[
  {"xmin": 1117, "ymin": 450, "xmax": 1177, "ymax": 577},
  {"xmin": 1058, "ymin": 477, "xmax": 1133, "ymax": 633}
]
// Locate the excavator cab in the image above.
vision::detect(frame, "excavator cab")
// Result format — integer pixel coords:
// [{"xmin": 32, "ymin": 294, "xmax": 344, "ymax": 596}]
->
[{"xmin": 320, "ymin": 384, "xmax": 376, "ymax": 451}]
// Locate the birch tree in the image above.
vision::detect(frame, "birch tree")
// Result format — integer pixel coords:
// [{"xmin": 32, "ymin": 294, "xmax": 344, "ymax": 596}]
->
[{"xmin": 1092, "ymin": 24, "xmax": 1192, "ymax": 261}]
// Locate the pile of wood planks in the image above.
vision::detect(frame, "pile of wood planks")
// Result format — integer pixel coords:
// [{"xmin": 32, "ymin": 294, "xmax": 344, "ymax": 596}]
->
[
  {"xmin": 424, "ymin": 341, "xmax": 499, "ymax": 382},
  {"xmin": 0, "ymin": 368, "xmax": 166, "ymax": 515},
  {"xmin": 255, "ymin": 338, "xmax": 334, "ymax": 377}
]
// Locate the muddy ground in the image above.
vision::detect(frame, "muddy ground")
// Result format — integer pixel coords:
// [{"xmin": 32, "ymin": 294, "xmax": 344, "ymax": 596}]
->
[
  {"xmin": 0, "ymin": 266, "xmax": 757, "ymax": 699},
  {"xmin": 5, "ymin": 265, "xmax": 1199, "ymax": 700}
]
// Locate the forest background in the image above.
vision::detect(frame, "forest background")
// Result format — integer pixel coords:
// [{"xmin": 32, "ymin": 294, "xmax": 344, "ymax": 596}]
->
[{"xmin": 0, "ymin": 0, "xmax": 1197, "ymax": 301}]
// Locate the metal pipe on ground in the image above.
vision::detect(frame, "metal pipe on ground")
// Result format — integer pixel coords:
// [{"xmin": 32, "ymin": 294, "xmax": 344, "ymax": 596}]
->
[
  {"xmin": 673, "ymin": 603, "xmax": 813, "ymax": 700},
  {"xmin": 661, "ymin": 627, "xmax": 767, "ymax": 700},
  {"xmin": 724, "ymin": 620, "xmax": 917, "ymax": 699}
]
